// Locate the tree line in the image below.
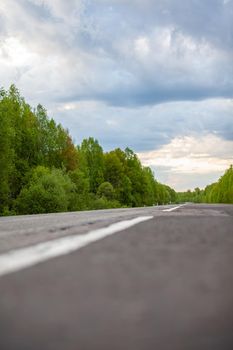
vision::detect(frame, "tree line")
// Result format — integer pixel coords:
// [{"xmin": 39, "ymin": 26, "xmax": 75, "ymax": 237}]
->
[
  {"xmin": 177, "ymin": 166, "xmax": 233, "ymax": 204},
  {"xmin": 0, "ymin": 85, "xmax": 176, "ymax": 216}
]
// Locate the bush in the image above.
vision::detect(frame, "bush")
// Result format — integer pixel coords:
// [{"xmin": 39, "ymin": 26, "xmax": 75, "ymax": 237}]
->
[
  {"xmin": 97, "ymin": 182, "xmax": 115, "ymax": 200},
  {"xmin": 14, "ymin": 167, "xmax": 75, "ymax": 214},
  {"xmin": 91, "ymin": 197, "xmax": 121, "ymax": 210}
]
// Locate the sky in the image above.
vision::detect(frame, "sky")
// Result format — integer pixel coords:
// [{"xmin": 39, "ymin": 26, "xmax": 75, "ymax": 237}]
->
[{"xmin": 0, "ymin": 0, "xmax": 233, "ymax": 191}]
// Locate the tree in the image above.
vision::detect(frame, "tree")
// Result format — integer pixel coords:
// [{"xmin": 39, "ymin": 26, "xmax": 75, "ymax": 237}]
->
[
  {"xmin": 215, "ymin": 165, "xmax": 233, "ymax": 203},
  {"xmin": 80, "ymin": 138, "xmax": 104, "ymax": 193},
  {"xmin": 124, "ymin": 148, "xmax": 144, "ymax": 206},
  {"xmin": 68, "ymin": 169, "xmax": 90, "ymax": 210},
  {"xmin": 0, "ymin": 86, "xmax": 16, "ymax": 211},
  {"xmin": 104, "ymin": 151, "xmax": 124, "ymax": 188}
]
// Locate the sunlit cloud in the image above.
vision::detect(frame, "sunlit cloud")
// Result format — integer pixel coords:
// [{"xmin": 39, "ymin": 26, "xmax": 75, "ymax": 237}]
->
[
  {"xmin": 138, "ymin": 134, "xmax": 233, "ymax": 190},
  {"xmin": 0, "ymin": 37, "xmax": 37, "ymax": 66},
  {"xmin": 138, "ymin": 134, "xmax": 233, "ymax": 174}
]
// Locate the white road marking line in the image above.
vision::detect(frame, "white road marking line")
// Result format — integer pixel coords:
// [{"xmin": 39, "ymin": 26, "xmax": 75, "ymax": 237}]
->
[
  {"xmin": 163, "ymin": 204, "xmax": 185, "ymax": 212},
  {"xmin": 0, "ymin": 216, "xmax": 153, "ymax": 277}
]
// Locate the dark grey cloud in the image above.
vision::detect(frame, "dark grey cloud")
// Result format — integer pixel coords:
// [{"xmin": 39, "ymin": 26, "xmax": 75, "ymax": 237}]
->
[{"xmin": 63, "ymin": 81, "xmax": 233, "ymax": 108}]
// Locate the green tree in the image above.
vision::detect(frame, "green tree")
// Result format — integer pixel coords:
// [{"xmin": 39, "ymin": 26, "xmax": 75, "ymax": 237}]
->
[
  {"xmin": 80, "ymin": 137, "xmax": 104, "ymax": 193},
  {"xmin": 215, "ymin": 166, "xmax": 233, "ymax": 203},
  {"xmin": 124, "ymin": 148, "xmax": 144, "ymax": 206},
  {"xmin": 68, "ymin": 169, "xmax": 90, "ymax": 210},
  {"xmin": 104, "ymin": 151, "xmax": 124, "ymax": 189},
  {"xmin": 0, "ymin": 88, "xmax": 14, "ymax": 212}
]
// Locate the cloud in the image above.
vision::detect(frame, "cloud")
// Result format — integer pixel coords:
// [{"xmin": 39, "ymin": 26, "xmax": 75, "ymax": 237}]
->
[
  {"xmin": 138, "ymin": 135, "xmax": 233, "ymax": 173},
  {"xmin": 137, "ymin": 134, "xmax": 233, "ymax": 190},
  {"xmin": 0, "ymin": 0, "xmax": 232, "ymax": 107},
  {"xmin": 50, "ymin": 98, "xmax": 233, "ymax": 153},
  {"xmin": 97, "ymin": 0, "xmax": 233, "ymax": 50}
]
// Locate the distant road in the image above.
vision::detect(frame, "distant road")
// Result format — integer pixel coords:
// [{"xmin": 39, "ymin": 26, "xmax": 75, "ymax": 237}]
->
[{"xmin": 0, "ymin": 204, "xmax": 233, "ymax": 349}]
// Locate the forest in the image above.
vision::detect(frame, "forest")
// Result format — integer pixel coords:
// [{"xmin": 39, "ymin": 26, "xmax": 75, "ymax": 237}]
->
[
  {"xmin": 0, "ymin": 86, "xmax": 232, "ymax": 216},
  {"xmin": 0, "ymin": 85, "xmax": 176, "ymax": 216}
]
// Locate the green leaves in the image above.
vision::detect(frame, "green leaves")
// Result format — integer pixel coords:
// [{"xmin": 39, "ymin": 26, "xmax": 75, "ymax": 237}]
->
[
  {"xmin": 0, "ymin": 87, "xmax": 16, "ymax": 211},
  {"xmin": 80, "ymin": 138, "xmax": 104, "ymax": 193},
  {"xmin": 0, "ymin": 85, "xmax": 179, "ymax": 216},
  {"xmin": 14, "ymin": 167, "xmax": 75, "ymax": 214},
  {"xmin": 177, "ymin": 165, "xmax": 233, "ymax": 204},
  {"xmin": 205, "ymin": 166, "xmax": 233, "ymax": 204},
  {"xmin": 97, "ymin": 182, "xmax": 115, "ymax": 200}
]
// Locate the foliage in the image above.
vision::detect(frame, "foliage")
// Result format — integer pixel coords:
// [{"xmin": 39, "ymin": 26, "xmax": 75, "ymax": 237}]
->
[
  {"xmin": 14, "ymin": 167, "xmax": 75, "ymax": 214},
  {"xmin": 68, "ymin": 169, "xmax": 90, "ymax": 211},
  {"xmin": 0, "ymin": 85, "xmax": 200, "ymax": 216},
  {"xmin": 90, "ymin": 197, "xmax": 121, "ymax": 210},
  {"xmin": 177, "ymin": 166, "xmax": 233, "ymax": 204},
  {"xmin": 80, "ymin": 137, "xmax": 104, "ymax": 193},
  {"xmin": 97, "ymin": 182, "xmax": 115, "ymax": 200},
  {"xmin": 204, "ymin": 166, "xmax": 233, "ymax": 204}
]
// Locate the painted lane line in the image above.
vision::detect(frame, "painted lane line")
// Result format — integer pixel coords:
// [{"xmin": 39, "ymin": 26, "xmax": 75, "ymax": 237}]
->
[
  {"xmin": 163, "ymin": 204, "xmax": 185, "ymax": 212},
  {"xmin": 0, "ymin": 216, "xmax": 153, "ymax": 277}
]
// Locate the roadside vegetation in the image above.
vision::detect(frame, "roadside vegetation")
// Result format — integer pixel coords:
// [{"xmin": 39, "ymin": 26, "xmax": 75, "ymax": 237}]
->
[
  {"xmin": 177, "ymin": 166, "xmax": 233, "ymax": 204},
  {"xmin": 0, "ymin": 85, "xmax": 176, "ymax": 216}
]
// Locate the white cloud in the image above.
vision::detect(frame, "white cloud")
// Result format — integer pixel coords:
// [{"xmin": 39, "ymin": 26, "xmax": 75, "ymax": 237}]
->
[
  {"xmin": 0, "ymin": 37, "xmax": 38, "ymax": 67},
  {"xmin": 138, "ymin": 134, "xmax": 233, "ymax": 174},
  {"xmin": 137, "ymin": 134, "xmax": 233, "ymax": 190},
  {"xmin": 134, "ymin": 36, "xmax": 150, "ymax": 57}
]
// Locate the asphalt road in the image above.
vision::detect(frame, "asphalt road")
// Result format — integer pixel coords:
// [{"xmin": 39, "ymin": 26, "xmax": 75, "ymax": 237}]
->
[{"xmin": 0, "ymin": 204, "xmax": 233, "ymax": 350}]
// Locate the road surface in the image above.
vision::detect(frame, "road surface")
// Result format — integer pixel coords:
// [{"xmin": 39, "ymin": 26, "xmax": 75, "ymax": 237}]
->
[{"xmin": 0, "ymin": 204, "xmax": 233, "ymax": 349}]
